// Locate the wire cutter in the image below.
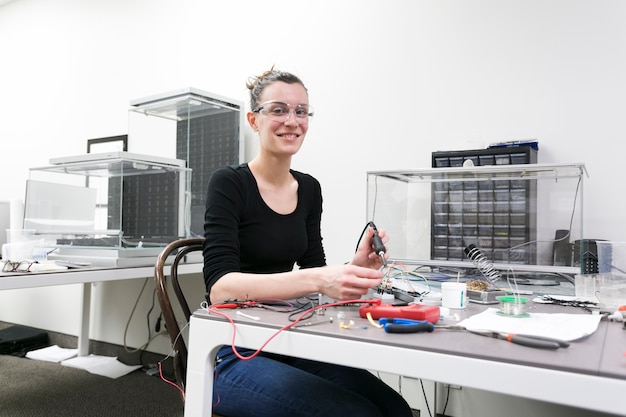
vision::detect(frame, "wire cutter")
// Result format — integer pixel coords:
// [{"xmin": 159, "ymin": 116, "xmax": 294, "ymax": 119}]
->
[
  {"xmin": 435, "ymin": 324, "xmax": 569, "ymax": 349},
  {"xmin": 379, "ymin": 318, "xmax": 434, "ymax": 334}
]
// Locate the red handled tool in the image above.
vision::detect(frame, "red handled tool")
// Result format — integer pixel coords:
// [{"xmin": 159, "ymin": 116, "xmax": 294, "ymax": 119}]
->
[{"xmin": 359, "ymin": 300, "xmax": 440, "ymax": 323}]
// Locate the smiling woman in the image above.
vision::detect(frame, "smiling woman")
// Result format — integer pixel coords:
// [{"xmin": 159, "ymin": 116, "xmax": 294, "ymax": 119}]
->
[{"xmin": 200, "ymin": 68, "xmax": 412, "ymax": 417}]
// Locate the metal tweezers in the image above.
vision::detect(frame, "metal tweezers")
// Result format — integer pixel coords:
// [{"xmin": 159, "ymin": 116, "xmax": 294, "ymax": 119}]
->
[{"xmin": 435, "ymin": 324, "xmax": 569, "ymax": 349}]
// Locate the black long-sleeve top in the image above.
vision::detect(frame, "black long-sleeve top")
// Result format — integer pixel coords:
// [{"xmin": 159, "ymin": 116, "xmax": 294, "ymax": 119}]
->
[{"xmin": 202, "ymin": 164, "xmax": 327, "ymax": 297}]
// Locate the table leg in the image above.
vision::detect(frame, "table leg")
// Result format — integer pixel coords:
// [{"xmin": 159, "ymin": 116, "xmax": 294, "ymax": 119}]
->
[{"xmin": 77, "ymin": 282, "xmax": 91, "ymax": 356}]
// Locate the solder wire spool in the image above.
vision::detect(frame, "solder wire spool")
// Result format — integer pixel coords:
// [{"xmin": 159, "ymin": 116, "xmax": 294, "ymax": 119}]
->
[
  {"xmin": 496, "ymin": 296, "xmax": 529, "ymax": 317},
  {"xmin": 463, "ymin": 244, "xmax": 501, "ymax": 284}
]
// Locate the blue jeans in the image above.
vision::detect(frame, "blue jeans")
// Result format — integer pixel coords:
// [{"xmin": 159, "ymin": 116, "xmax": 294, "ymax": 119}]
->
[{"xmin": 212, "ymin": 346, "xmax": 413, "ymax": 417}]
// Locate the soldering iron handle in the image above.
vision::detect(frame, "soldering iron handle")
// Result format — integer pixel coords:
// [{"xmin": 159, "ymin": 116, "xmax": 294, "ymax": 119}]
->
[{"xmin": 372, "ymin": 229, "xmax": 386, "ymax": 256}]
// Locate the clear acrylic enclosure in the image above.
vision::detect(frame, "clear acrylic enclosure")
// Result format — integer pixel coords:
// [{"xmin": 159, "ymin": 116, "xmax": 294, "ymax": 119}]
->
[
  {"xmin": 367, "ymin": 163, "xmax": 587, "ymax": 277},
  {"xmin": 27, "ymin": 152, "xmax": 191, "ymax": 250}
]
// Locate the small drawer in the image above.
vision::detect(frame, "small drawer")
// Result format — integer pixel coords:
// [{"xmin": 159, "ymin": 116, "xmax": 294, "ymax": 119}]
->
[
  {"xmin": 510, "ymin": 179, "xmax": 525, "ymax": 189},
  {"xmin": 463, "ymin": 227, "xmax": 478, "ymax": 237},
  {"xmin": 449, "ymin": 157, "xmax": 464, "ymax": 167},
  {"xmin": 448, "ymin": 191, "xmax": 463, "ymax": 202},
  {"xmin": 494, "ymin": 201, "xmax": 510, "ymax": 213},
  {"xmin": 494, "ymin": 225, "xmax": 510, "ymax": 237},
  {"xmin": 433, "ymin": 182, "xmax": 449, "ymax": 191},
  {"xmin": 495, "ymin": 155, "xmax": 511, "ymax": 165},
  {"xmin": 433, "ymin": 235, "xmax": 448, "ymax": 246},
  {"xmin": 510, "ymin": 188, "xmax": 526, "ymax": 201},
  {"xmin": 510, "ymin": 213, "xmax": 526, "ymax": 225},
  {"xmin": 449, "ymin": 224, "xmax": 463, "ymax": 235},
  {"xmin": 478, "ymin": 180, "xmax": 494, "ymax": 190},
  {"xmin": 478, "ymin": 190, "xmax": 493, "ymax": 201},
  {"xmin": 434, "ymin": 247, "xmax": 449, "ymax": 258},
  {"xmin": 478, "ymin": 201, "xmax": 493, "ymax": 213},
  {"xmin": 434, "ymin": 213, "xmax": 448, "ymax": 224},
  {"xmin": 494, "ymin": 189, "xmax": 510, "ymax": 201},
  {"xmin": 433, "ymin": 224, "xmax": 448, "ymax": 235},
  {"xmin": 464, "ymin": 202, "xmax": 478, "ymax": 213},
  {"xmin": 493, "ymin": 179, "xmax": 511, "ymax": 189},
  {"xmin": 478, "ymin": 225, "xmax": 493, "ymax": 236},
  {"xmin": 509, "ymin": 201, "xmax": 526, "ymax": 213},
  {"xmin": 448, "ymin": 202, "xmax": 463, "ymax": 213},
  {"xmin": 479, "ymin": 155, "xmax": 495, "ymax": 166},
  {"xmin": 448, "ymin": 213, "xmax": 462, "ymax": 224},
  {"xmin": 434, "ymin": 201, "xmax": 449, "ymax": 213},
  {"xmin": 448, "ymin": 181, "xmax": 463, "ymax": 191},
  {"xmin": 510, "ymin": 153, "xmax": 528, "ymax": 164},
  {"xmin": 448, "ymin": 236, "xmax": 463, "ymax": 247},
  {"xmin": 434, "ymin": 190, "xmax": 449, "ymax": 202},
  {"xmin": 493, "ymin": 213, "xmax": 509, "ymax": 225},
  {"xmin": 434, "ymin": 157, "xmax": 450, "ymax": 168},
  {"xmin": 510, "ymin": 226, "xmax": 527, "ymax": 237},
  {"xmin": 447, "ymin": 246, "xmax": 464, "ymax": 260},
  {"xmin": 464, "ymin": 190, "xmax": 478, "ymax": 202},
  {"xmin": 493, "ymin": 237, "xmax": 510, "ymax": 249},
  {"xmin": 478, "ymin": 237, "xmax": 493, "ymax": 249},
  {"xmin": 478, "ymin": 213, "xmax": 493, "ymax": 225},
  {"xmin": 463, "ymin": 213, "xmax": 478, "ymax": 224},
  {"xmin": 463, "ymin": 180, "xmax": 478, "ymax": 190}
]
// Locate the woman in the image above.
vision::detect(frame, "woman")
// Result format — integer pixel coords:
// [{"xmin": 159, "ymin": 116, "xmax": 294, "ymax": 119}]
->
[{"xmin": 202, "ymin": 68, "xmax": 412, "ymax": 417}]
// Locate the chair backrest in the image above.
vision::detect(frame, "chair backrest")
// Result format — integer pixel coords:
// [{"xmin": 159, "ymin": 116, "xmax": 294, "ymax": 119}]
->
[{"xmin": 154, "ymin": 237, "xmax": 205, "ymax": 393}]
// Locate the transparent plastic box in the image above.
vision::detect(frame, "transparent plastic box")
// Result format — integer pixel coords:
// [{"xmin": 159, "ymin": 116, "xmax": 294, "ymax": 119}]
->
[
  {"xmin": 367, "ymin": 163, "xmax": 587, "ymax": 276},
  {"xmin": 27, "ymin": 152, "xmax": 191, "ymax": 250}
]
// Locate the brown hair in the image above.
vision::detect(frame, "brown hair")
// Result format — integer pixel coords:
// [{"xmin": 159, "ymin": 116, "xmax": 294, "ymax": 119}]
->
[{"xmin": 246, "ymin": 67, "xmax": 308, "ymax": 109}]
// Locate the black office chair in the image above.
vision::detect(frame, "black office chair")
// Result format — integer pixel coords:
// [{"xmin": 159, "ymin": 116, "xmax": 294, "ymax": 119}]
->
[{"xmin": 154, "ymin": 237, "xmax": 205, "ymax": 400}]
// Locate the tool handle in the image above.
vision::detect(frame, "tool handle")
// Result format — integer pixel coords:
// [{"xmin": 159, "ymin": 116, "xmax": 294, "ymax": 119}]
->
[
  {"xmin": 508, "ymin": 334, "xmax": 560, "ymax": 349},
  {"xmin": 384, "ymin": 323, "xmax": 434, "ymax": 334},
  {"xmin": 372, "ymin": 229, "xmax": 386, "ymax": 256},
  {"xmin": 515, "ymin": 334, "xmax": 569, "ymax": 348}
]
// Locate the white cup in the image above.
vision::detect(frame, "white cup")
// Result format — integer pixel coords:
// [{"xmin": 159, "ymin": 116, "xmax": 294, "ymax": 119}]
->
[{"xmin": 441, "ymin": 282, "xmax": 468, "ymax": 309}]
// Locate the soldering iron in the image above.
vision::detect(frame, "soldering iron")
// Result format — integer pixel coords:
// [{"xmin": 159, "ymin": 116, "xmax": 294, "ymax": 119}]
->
[{"xmin": 369, "ymin": 221, "xmax": 387, "ymax": 267}]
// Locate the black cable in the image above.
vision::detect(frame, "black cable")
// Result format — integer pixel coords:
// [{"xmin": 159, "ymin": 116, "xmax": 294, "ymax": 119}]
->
[
  {"xmin": 441, "ymin": 384, "xmax": 451, "ymax": 416},
  {"xmin": 419, "ymin": 379, "xmax": 433, "ymax": 417}
]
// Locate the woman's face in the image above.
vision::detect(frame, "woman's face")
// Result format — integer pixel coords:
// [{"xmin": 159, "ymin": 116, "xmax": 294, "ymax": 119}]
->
[{"xmin": 248, "ymin": 81, "xmax": 310, "ymax": 158}]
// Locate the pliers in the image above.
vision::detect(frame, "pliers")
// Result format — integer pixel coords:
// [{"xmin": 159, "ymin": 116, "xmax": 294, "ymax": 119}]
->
[
  {"xmin": 379, "ymin": 318, "xmax": 434, "ymax": 334},
  {"xmin": 470, "ymin": 330, "xmax": 569, "ymax": 349},
  {"xmin": 435, "ymin": 324, "xmax": 569, "ymax": 349}
]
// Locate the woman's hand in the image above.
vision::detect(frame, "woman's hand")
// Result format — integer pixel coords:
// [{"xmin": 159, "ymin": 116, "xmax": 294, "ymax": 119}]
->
[
  {"xmin": 319, "ymin": 264, "xmax": 383, "ymax": 301},
  {"xmin": 351, "ymin": 225, "xmax": 389, "ymax": 270}
]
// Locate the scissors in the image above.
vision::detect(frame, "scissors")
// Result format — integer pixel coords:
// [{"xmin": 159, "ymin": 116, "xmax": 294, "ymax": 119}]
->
[
  {"xmin": 435, "ymin": 324, "xmax": 569, "ymax": 349},
  {"xmin": 379, "ymin": 318, "xmax": 434, "ymax": 334}
]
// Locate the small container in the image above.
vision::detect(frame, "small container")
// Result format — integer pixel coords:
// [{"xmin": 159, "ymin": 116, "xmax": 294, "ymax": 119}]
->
[{"xmin": 496, "ymin": 296, "xmax": 528, "ymax": 317}]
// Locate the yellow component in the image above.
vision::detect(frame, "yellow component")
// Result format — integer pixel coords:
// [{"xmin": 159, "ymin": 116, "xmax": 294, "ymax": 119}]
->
[
  {"xmin": 366, "ymin": 312, "xmax": 384, "ymax": 329},
  {"xmin": 339, "ymin": 320, "xmax": 355, "ymax": 329}
]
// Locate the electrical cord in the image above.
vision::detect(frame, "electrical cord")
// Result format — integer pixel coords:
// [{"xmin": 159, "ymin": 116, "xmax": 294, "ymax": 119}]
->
[{"xmin": 205, "ymin": 298, "xmax": 377, "ymax": 361}]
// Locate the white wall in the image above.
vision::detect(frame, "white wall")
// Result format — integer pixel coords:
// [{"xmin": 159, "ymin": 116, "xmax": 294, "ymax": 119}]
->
[{"xmin": 0, "ymin": 1, "xmax": 624, "ymax": 416}]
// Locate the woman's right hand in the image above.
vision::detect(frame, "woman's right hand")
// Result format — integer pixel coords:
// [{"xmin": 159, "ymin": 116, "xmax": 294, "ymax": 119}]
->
[{"xmin": 319, "ymin": 264, "xmax": 383, "ymax": 301}]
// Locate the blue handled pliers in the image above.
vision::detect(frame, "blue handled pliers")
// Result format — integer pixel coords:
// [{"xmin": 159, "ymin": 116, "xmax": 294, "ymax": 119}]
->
[{"xmin": 379, "ymin": 318, "xmax": 435, "ymax": 334}]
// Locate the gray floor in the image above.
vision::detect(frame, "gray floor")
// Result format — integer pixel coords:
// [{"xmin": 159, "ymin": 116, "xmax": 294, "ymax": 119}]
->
[
  {"xmin": 0, "ymin": 322, "xmax": 183, "ymax": 417},
  {"xmin": 0, "ymin": 322, "xmax": 421, "ymax": 417},
  {"xmin": 0, "ymin": 353, "xmax": 184, "ymax": 417}
]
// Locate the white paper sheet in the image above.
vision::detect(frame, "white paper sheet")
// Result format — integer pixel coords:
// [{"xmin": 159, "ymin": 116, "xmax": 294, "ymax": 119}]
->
[
  {"xmin": 26, "ymin": 345, "xmax": 78, "ymax": 362},
  {"xmin": 459, "ymin": 308, "xmax": 602, "ymax": 341},
  {"xmin": 61, "ymin": 354, "xmax": 141, "ymax": 379}
]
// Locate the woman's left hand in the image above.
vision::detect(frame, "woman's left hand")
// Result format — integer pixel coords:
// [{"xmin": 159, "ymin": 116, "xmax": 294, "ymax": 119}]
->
[{"xmin": 351, "ymin": 225, "xmax": 389, "ymax": 270}]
